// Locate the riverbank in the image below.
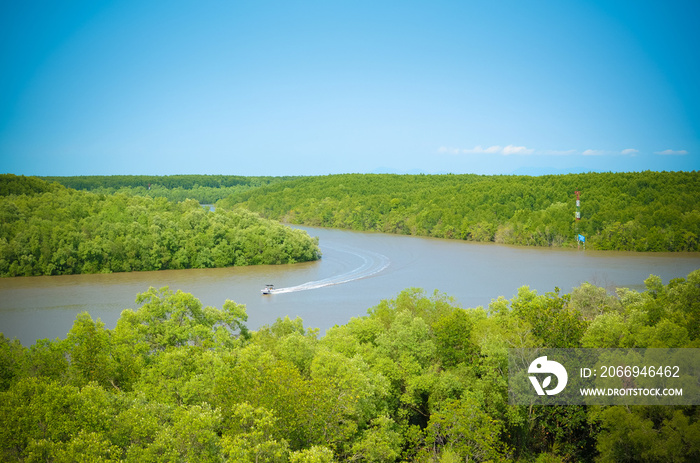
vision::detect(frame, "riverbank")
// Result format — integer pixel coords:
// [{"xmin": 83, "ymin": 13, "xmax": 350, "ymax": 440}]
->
[
  {"xmin": 3, "ymin": 225, "xmax": 698, "ymax": 346},
  {"xmin": 219, "ymin": 171, "xmax": 700, "ymax": 252},
  {"xmin": 0, "ymin": 175, "xmax": 321, "ymax": 277}
]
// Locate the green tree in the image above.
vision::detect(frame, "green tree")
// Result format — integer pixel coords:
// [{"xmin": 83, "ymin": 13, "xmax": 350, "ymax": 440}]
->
[
  {"xmin": 592, "ymin": 406, "xmax": 700, "ymax": 463},
  {"xmin": 289, "ymin": 446, "xmax": 336, "ymax": 463},
  {"xmin": 64, "ymin": 313, "xmax": 113, "ymax": 388},
  {"xmin": 116, "ymin": 286, "xmax": 249, "ymax": 353},
  {"xmin": 349, "ymin": 416, "xmax": 402, "ymax": 462},
  {"xmin": 0, "ymin": 334, "xmax": 25, "ymax": 391},
  {"xmin": 220, "ymin": 402, "xmax": 289, "ymax": 463},
  {"xmin": 423, "ymin": 394, "xmax": 509, "ymax": 462}
]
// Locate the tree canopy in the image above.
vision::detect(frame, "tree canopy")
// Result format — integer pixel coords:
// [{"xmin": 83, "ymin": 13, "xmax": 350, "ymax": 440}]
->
[
  {"xmin": 0, "ymin": 175, "xmax": 320, "ymax": 276},
  {"xmin": 41, "ymin": 174, "xmax": 297, "ymax": 204},
  {"xmin": 2, "ymin": 270, "xmax": 699, "ymax": 462},
  {"xmin": 218, "ymin": 171, "xmax": 700, "ymax": 252}
]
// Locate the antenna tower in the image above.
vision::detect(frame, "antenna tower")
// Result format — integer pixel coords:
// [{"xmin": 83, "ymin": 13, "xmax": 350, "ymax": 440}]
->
[{"xmin": 575, "ymin": 190, "xmax": 583, "ymax": 249}]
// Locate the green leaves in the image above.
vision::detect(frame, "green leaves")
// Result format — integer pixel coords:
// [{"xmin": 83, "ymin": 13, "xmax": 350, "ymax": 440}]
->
[
  {"xmin": 0, "ymin": 334, "xmax": 25, "ymax": 391},
  {"xmin": 510, "ymin": 286, "xmax": 587, "ymax": 348},
  {"xmin": 220, "ymin": 403, "xmax": 289, "ymax": 463},
  {"xmin": 117, "ymin": 286, "xmax": 249, "ymax": 353},
  {"xmin": 423, "ymin": 394, "xmax": 509, "ymax": 462},
  {"xmin": 2, "ymin": 272, "xmax": 700, "ymax": 461},
  {"xmin": 0, "ymin": 177, "xmax": 320, "ymax": 276},
  {"xmin": 349, "ymin": 416, "xmax": 401, "ymax": 463},
  {"xmin": 592, "ymin": 406, "xmax": 700, "ymax": 463},
  {"xmin": 221, "ymin": 171, "xmax": 700, "ymax": 252}
]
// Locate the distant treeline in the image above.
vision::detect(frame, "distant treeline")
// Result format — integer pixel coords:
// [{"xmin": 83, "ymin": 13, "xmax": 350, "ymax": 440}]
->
[
  {"xmin": 218, "ymin": 171, "xmax": 700, "ymax": 252},
  {"xmin": 0, "ymin": 175, "xmax": 320, "ymax": 277},
  {"xmin": 2, "ymin": 271, "xmax": 699, "ymax": 462},
  {"xmin": 42, "ymin": 174, "xmax": 297, "ymax": 204}
]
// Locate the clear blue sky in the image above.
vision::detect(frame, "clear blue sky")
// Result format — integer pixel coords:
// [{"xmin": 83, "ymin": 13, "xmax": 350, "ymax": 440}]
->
[{"xmin": 1, "ymin": 0, "xmax": 698, "ymax": 176}]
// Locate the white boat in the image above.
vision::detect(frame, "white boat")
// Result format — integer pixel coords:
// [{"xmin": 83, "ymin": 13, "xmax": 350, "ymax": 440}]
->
[{"xmin": 261, "ymin": 284, "xmax": 274, "ymax": 295}]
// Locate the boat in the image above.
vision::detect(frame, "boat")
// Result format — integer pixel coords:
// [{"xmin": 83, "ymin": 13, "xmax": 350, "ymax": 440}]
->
[{"xmin": 261, "ymin": 284, "xmax": 274, "ymax": 295}]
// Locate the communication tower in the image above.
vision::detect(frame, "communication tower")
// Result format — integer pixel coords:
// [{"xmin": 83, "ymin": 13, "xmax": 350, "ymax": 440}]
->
[{"xmin": 575, "ymin": 190, "xmax": 585, "ymax": 249}]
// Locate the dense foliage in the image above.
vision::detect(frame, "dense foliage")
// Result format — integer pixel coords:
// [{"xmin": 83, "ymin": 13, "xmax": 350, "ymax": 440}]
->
[
  {"xmin": 0, "ymin": 175, "xmax": 320, "ymax": 276},
  {"xmin": 219, "ymin": 171, "xmax": 700, "ymax": 252},
  {"xmin": 42, "ymin": 174, "xmax": 297, "ymax": 204},
  {"xmin": 1, "ymin": 174, "xmax": 62, "ymax": 196},
  {"xmin": 1, "ymin": 270, "xmax": 699, "ymax": 462}
]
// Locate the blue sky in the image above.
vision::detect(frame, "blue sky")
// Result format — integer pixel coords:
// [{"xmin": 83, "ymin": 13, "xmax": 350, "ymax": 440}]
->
[{"xmin": 1, "ymin": 0, "xmax": 698, "ymax": 176}]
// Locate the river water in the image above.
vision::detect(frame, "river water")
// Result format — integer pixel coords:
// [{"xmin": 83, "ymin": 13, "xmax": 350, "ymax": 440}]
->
[{"xmin": 1, "ymin": 225, "xmax": 699, "ymax": 345}]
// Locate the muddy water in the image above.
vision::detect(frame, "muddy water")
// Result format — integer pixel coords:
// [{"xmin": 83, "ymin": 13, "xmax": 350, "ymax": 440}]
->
[{"xmin": 1, "ymin": 226, "xmax": 698, "ymax": 345}]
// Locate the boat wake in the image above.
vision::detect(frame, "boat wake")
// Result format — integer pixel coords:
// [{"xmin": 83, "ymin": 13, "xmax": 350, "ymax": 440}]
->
[{"xmin": 271, "ymin": 245, "xmax": 390, "ymax": 294}]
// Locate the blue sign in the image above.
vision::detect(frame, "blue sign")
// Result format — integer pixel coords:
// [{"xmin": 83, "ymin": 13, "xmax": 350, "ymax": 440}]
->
[{"xmin": 578, "ymin": 234, "xmax": 586, "ymax": 242}]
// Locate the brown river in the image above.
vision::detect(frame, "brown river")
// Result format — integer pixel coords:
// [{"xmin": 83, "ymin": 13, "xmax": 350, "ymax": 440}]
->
[{"xmin": 1, "ymin": 225, "xmax": 699, "ymax": 345}]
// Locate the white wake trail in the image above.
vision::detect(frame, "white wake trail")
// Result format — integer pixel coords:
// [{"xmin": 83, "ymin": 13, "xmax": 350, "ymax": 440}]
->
[{"xmin": 271, "ymin": 245, "xmax": 390, "ymax": 294}]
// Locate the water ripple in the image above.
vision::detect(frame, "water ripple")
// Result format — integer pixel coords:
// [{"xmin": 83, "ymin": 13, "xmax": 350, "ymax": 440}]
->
[{"xmin": 271, "ymin": 245, "xmax": 390, "ymax": 294}]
